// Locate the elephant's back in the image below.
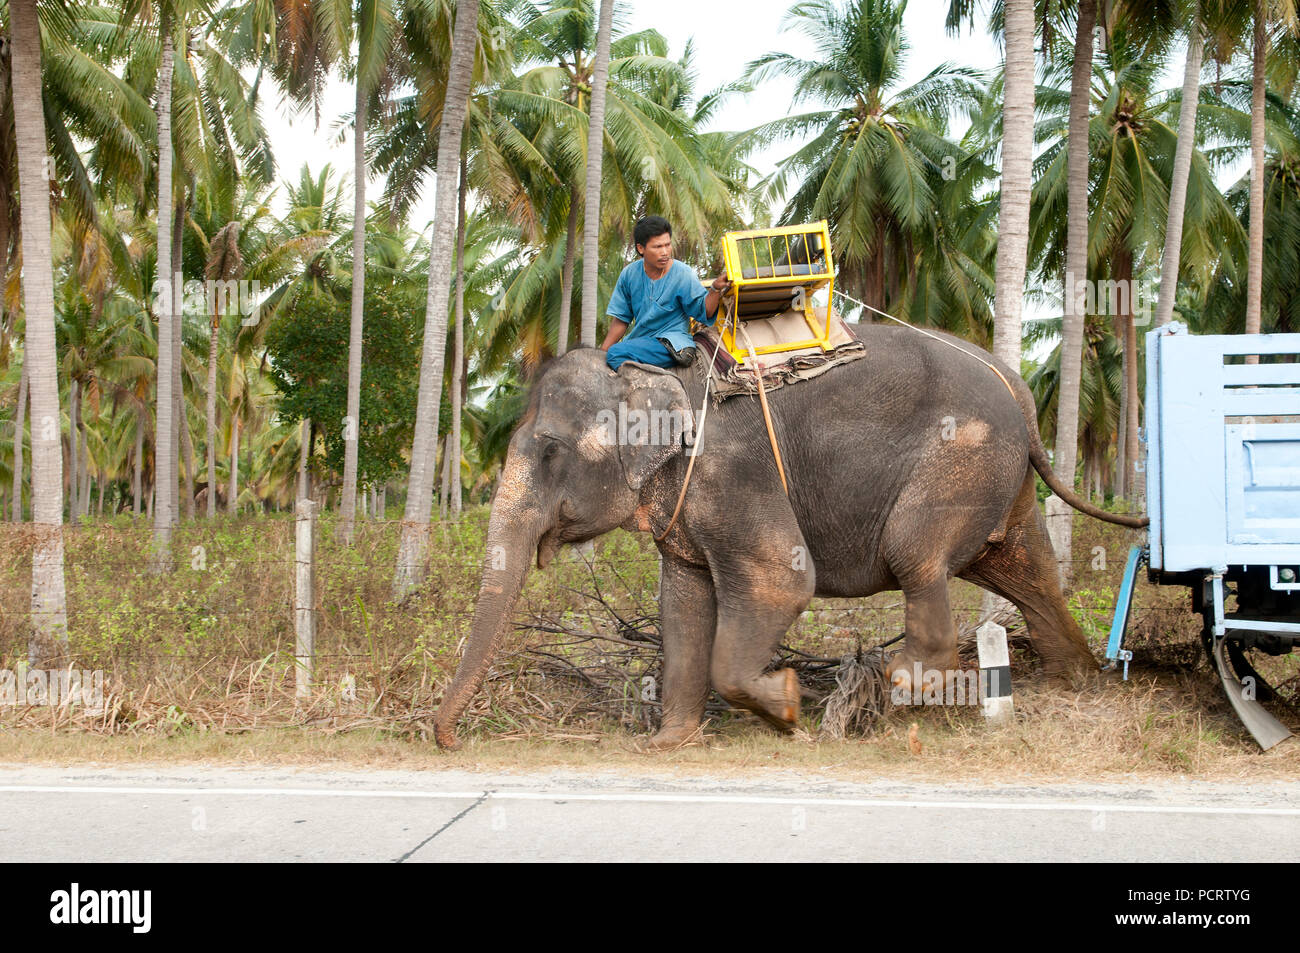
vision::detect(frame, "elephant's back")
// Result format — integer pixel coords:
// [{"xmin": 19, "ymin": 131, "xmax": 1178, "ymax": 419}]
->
[{"xmin": 746, "ymin": 321, "xmax": 1033, "ymax": 593}]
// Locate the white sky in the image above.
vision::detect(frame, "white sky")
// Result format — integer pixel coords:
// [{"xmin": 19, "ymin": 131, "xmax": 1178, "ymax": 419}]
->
[{"xmin": 264, "ymin": 0, "xmax": 1005, "ymax": 233}]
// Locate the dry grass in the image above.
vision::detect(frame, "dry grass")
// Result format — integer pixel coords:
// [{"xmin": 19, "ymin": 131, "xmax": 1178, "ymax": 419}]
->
[
  {"xmin": 1, "ymin": 508, "xmax": 1298, "ymax": 781},
  {"xmin": 2, "ymin": 658, "xmax": 1296, "ymax": 782}
]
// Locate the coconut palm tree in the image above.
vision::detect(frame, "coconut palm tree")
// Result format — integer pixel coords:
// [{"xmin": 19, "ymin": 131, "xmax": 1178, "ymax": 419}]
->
[
  {"xmin": 1031, "ymin": 18, "xmax": 1242, "ymax": 501},
  {"xmin": 747, "ymin": 0, "xmax": 986, "ymax": 313},
  {"xmin": 447, "ymin": 2, "xmax": 726, "ymax": 354},
  {"xmin": 1047, "ymin": 0, "xmax": 1098, "ymax": 581},
  {"xmin": 1201, "ymin": 83, "xmax": 1300, "ymax": 336},
  {"xmin": 394, "ymin": 0, "xmax": 481, "ymax": 600},
  {"xmin": 9, "ymin": 360, "xmax": 26, "ymax": 520},
  {"xmin": 991, "ymin": 0, "xmax": 1036, "ymax": 367},
  {"xmin": 0, "ymin": 2, "xmax": 153, "ymax": 283},
  {"xmin": 1242, "ymin": 3, "xmax": 1300, "ymax": 348},
  {"xmin": 1248, "ymin": 2, "xmax": 1268, "ymax": 343},
  {"xmin": 1155, "ymin": 11, "xmax": 1209, "ymax": 330},
  {"xmin": 145, "ymin": 2, "xmax": 180, "ymax": 568},
  {"xmin": 9, "ymin": 0, "xmax": 68, "ymax": 665},
  {"xmin": 340, "ymin": 0, "xmax": 400, "ymax": 543},
  {"xmin": 200, "ymin": 215, "xmax": 241, "ymax": 517},
  {"xmin": 577, "ymin": 0, "xmax": 611, "ymax": 348}
]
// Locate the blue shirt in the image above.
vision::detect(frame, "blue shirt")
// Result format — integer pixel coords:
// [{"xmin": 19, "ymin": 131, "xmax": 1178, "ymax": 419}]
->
[{"xmin": 606, "ymin": 259, "xmax": 713, "ymax": 353}]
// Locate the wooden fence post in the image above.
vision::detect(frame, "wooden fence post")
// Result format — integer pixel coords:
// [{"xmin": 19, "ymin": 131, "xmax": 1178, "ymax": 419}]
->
[{"xmin": 295, "ymin": 498, "xmax": 316, "ymax": 700}]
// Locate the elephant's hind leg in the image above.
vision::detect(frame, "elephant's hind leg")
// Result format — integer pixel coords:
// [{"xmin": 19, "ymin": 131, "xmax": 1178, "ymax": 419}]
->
[
  {"xmin": 645, "ymin": 557, "xmax": 716, "ymax": 750},
  {"xmin": 707, "ymin": 544, "xmax": 814, "ymax": 732},
  {"xmin": 958, "ymin": 472, "xmax": 1096, "ymax": 679}
]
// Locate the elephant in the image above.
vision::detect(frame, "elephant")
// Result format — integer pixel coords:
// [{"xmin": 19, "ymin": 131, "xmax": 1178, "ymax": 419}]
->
[{"xmin": 432, "ymin": 323, "xmax": 1146, "ymax": 750}]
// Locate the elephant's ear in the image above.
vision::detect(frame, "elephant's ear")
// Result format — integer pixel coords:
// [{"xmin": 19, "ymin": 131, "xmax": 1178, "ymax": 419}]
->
[{"xmin": 614, "ymin": 362, "xmax": 695, "ymax": 492}]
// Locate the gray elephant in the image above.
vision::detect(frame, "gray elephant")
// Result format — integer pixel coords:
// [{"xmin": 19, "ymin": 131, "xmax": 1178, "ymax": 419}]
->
[{"xmin": 433, "ymin": 325, "xmax": 1145, "ymax": 749}]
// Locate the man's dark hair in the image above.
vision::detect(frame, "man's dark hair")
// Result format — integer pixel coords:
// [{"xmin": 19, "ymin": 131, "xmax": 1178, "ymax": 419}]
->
[{"xmin": 633, "ymin": 215, "xmax": 672, "ymax": 252}]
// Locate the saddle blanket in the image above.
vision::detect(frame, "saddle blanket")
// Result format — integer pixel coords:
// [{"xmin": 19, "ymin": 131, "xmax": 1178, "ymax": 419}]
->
[{"xmin": 693, "ymin": 306, "xmax": 866, "ymax": 401}]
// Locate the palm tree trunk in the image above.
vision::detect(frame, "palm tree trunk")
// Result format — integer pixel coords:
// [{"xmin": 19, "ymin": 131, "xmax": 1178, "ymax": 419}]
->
[
  {"xmin": 79, "ymin": 424, "xmax": 91, "ymax": 518},
  {"xmin": 179, "ymin": 391, "xmax": 195, "ymax": 519},
  {"xmin": 1124, "ymin": 301, "xmax": 1140, "ymax": 506},
  {"xmin": 340, "ymin": 87, "xmax": 367, "ymax": 545},
  {"xmin": 451, "ymin": 149, "xmax": 467, "ymax": 518},
  {"xmin": 11, "ymin": 361, "xmax": 26, "ymax": 521},
  {"xmin": 439, "ymin": 432, "xmax": 453, "ymax": 519},
  {"xmin": 227, "ymin": 412, "xmax": 240, "ymax": 515},
  {"xmin": 394, "ymin": 0, "xmax": 480, "ymax": 600},
  {"xmin": 1115, "ymin": 362, "xmax": 1127, "ymax": 500},
  {"xmin": 133, "ymin": 410, "xmax": 144, "ymax": 516},
  {"xmin": 1246, "ymin": 1, "xmax": 1266, "ymax": 357},
  {"xmin": 205, "ymin": 310, "xmax": 219, "ymax": 517},
  {"xmin": 151, "ymin": 24, "xmax": 176, "ymax": 571},
  {"xmin": 992, "ymin": 0, "xmax": 1036, "ymax": 368},
  {"xmin": 556, "ymin": 187, "xmax": 579, "ymax": 356},
  {"xmin": 1156, "ymin": 23, "xmax": 1203, "ymax": 329},
  {"xmin": 173, "ymin": 200, "xmax": 194, "ymax": 521},
  {"xmin": 11, "ymin": 0, "xmax": 68, "ymax": 665},
  {"xmin": 579, "ymin": 0, "xmax": 615, "ymax": 348},
  {"xmin": 68, "ymin": 380, "xmax": 80, "ymax": 522},
  {"xmin": 1049, "ymin": 0, "xmax": 1096, "ymax": 585},
  {"xmin": 983, "ymin": 0, "xmax": 1036, "ymax": 625},
  {"xmin": 171, "ymin": 200, "xmax": 187, "ymax": 522}
]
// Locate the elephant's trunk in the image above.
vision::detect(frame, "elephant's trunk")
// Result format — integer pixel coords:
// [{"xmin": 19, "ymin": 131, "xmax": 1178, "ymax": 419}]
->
[{"xmin": 434, "ymin": 469, "xmax": 545, "ymax": 749}]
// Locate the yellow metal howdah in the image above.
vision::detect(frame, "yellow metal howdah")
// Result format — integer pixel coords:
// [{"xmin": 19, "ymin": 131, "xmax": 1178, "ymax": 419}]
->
[{"xmin": 713, "ymin": 220, "xmax": 835, "ymax": 362}]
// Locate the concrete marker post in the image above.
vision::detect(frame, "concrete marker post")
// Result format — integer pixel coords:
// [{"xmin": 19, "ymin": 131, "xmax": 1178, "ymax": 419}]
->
[{"xmin": 976, "ymin": 620, "xmax": 1014, "ymax": 725}]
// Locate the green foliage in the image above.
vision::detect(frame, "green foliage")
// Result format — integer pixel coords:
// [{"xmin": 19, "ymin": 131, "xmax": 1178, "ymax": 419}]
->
[
  {"xmin": 265, "ymin": 285, "xmax": 421, "ymax": 487},
  {"xmin": 15, "ymin": 0, "xmax": 1300, "ymax": 526},
  {"xmin": 1068, "ymin": 585, "xmax": 1119, "ymax": 649}
]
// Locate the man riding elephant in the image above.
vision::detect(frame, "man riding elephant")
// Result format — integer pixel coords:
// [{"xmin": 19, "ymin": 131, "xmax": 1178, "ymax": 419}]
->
[{"xmin": 600, "ymin": 215, "xmax": 732, "ymax": 370}]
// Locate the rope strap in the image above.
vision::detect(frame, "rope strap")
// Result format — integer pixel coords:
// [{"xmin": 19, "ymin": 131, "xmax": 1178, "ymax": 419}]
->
[
  {"xmin": 835, "ymin": 291, "xmax": 1020, "ymax": 402},
  {"xmin": 655, "ymin": 317, "xmax": 728, "ymax": 542}
]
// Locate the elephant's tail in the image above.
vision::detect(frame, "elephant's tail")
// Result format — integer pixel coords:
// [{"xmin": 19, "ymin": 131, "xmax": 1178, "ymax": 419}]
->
[{"xmin": 1010, "ymin": 375, "xmax": 1150, "ymax": 529}]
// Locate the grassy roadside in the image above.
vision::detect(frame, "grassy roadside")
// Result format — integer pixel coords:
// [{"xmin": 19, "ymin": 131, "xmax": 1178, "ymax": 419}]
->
[
  {"xmin": 3, "ymin": 673, "xmax": 1297, "ymax": 783},
  {"xmin": 1, "ymin": 510, "xmax": 1297, "ymax": 781}
]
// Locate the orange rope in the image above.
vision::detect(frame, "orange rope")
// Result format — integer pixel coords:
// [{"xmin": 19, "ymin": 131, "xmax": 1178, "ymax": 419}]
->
[{"xmin": 739, "ymin": 324, "xmax": 789, "ymax": 496}]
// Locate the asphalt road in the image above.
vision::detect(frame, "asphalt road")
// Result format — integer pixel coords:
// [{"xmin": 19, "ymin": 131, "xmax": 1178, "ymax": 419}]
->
[{"xmin": 2, "ymin": 765, "xmax": 1297, "ymax": 862}]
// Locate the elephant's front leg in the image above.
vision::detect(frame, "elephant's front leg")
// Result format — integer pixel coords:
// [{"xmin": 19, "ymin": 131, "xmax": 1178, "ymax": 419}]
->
[
  {"xmin": 708, "ymin": 544, "xmax": 815, "ymax": 732},
  {"xmin": 644, "ymin": 556, "xmax": 717, "ymax": 750},
  {"xmin": 884, "ymin": 576, "xmax": 959, "ymax": 698}
]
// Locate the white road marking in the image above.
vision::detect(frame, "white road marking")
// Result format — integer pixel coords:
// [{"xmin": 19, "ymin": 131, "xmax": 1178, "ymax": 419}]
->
[{"xmin": 1, "ymin": 784, "xmax": 1297, "ymax": 816}]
